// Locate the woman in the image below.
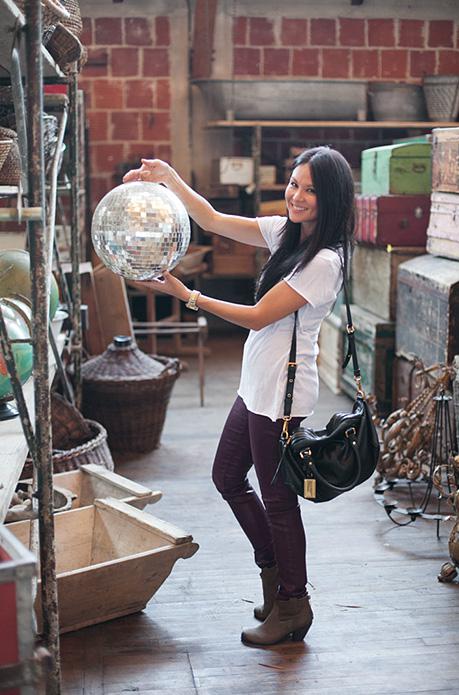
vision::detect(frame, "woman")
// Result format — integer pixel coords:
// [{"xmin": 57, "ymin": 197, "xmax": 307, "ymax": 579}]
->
[{"xmin": 123, "ymin": 146, "xmax": 355, "ymax": 646}]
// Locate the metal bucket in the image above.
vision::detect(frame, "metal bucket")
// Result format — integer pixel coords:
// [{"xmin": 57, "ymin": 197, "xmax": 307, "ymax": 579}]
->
[
  {"xmin": 194, "ymin": 79, "xmax": 368, "ymax": 120},
  {"xmin": 368, "ymin": 82, "xmax": 427, "ymax": 121}
]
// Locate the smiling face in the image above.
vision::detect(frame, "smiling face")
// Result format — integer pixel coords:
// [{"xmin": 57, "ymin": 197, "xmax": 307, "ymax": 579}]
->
[{"xmin": 285, "ymin": 163, "xmax": 318, "ymax": 236}]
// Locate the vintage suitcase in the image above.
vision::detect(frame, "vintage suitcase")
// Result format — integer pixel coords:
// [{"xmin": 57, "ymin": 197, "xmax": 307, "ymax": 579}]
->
[
  {"xmin": 318, "ymin": 312, "xmax": 343, "ymax": 395},
  {"xmin": 426, "ymin": 191, "xmax": 459, "ymax": 261},
  {"xmin": 351, "ymin": 245, "xmax": 425, "ymax": 320},
  {"xmin": 355, "ymin": 194, "xmax": 429, "ymax": 247},
  {"xmin": 361, "ymin": 142, "xmax": 432, "ymax": 196},
  {"xmin": 432, "ymin": 127, "xmax": 459, "ymax": 194},
  {"xmin": 340, "ymin": 304, "xmax": 395, "ymax": 415},
  {"xmin": 396, "ymin": 254, "xmax": 459, "ymax": 366}
]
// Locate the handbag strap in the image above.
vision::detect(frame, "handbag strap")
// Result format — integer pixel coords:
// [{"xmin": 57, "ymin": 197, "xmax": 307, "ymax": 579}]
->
[{"xmin": 281, "ymin": 249, "xmax": 364, "ymax": 439}]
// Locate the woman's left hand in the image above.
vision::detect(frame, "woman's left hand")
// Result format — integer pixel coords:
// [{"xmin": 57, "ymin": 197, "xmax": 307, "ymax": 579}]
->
[{"xmin": 129, "ymin": 271, "xmax": 190, "ymax": 302}]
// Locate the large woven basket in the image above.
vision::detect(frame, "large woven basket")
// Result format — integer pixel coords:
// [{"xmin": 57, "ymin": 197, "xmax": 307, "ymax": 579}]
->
[
  {"xmin": 81, "ymin": 337, "xmax": 181, "ymax": 453},
  {"xmin": 423, "ymin": 75, "xmax": 459, "ymax": 121}
]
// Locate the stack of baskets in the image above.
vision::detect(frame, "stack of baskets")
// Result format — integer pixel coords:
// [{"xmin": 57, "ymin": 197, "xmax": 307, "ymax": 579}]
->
[
  {"xmin": 43, "ymin": 0, "xmax": 85, "ymax": 72},
  {"xmin": 81, "ymin": 336, "xmax": 181, "ymax": 453},
  {"xmin": 423, "ymin": 76, "xmax": 459, "ymax": 122}
]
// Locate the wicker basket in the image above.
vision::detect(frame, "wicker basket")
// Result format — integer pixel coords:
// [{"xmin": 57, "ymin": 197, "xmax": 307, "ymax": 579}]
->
[
  {"xmin": 81, "ymin": 337, "xmax": 181, "ymax": 453},
  {"xmin": 50, "ymin": 391, "xmax": 93, "ymax": 450},
  {"xmin": 61, "ymin": 0, "xmax": 83, "ymax": 37},
  {"xmin": 45, "ymin": 23, "xmax": 83, "ymax": 70},
  {"xmin": 21, "ymin": 419, "xmax": 114, "ymax": 478},
  {"xmin": 0, "ymin": 127, "xmax": 20, "ymax": 186},
  {"xmin": 0, "ymin": 139, "xmax": 12, "ymax": 172},
  {"xmin": 423, "ymin": 76, "xmax": 459, "ymax": 121}
]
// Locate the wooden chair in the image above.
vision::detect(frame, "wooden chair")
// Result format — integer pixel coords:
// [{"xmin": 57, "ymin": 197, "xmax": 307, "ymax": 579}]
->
[{"xmin": 132, "ymin": 315, "xmax": 208, "ymax": 407}]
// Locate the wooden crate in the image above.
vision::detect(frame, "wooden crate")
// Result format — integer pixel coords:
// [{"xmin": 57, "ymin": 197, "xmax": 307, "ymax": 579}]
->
[
  {"xmin": 340, "ymin": 304, "xmax": 395, "ymax": 415},
  {"xmin": 355, "ymin": 194, "xmax": 429, "ymax": 247},
  {"xmin": 8, "ymin": 498, "xmax": 199, "ymax": 634},
  {"xmin": 427, "ymin": 191, "xmax": 459, "ymax": 261},
  {"xmin": 0, "ymin": 525, "xmax": 36, "ymax": 693},
  {"xmin": 23, "ymin": 464, "xmax": 162, "ymax": 511},
  {"xmin": 351, "ymin": 245, "xmax": 425, "ymax": 321},
  {"xmin": 432, "ymin": 127, "xmax": 459, "ymax": 194},
  {"xmin": 361, "ymin": 142, "xmax": 432, "ymax": 196},
  {"xmin": 396, "ymin": 254, "xmax": 459, "ymax": 367},
  {"xmin": 318, "ymin": 312, "xmax": 343, "ymax": 395}
]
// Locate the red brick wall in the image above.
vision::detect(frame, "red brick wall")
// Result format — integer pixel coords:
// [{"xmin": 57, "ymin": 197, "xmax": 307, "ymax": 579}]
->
[
  {"xmin": 232, "ymin": 16, "xmax": 459, "ymax": 79},
  {"xmin": 231, "ymin": 15, "xmax": 459, "ymax": 173},
  {"xmin": 78, "ymin": 15, "xmax": 172, "ymax": 210}
]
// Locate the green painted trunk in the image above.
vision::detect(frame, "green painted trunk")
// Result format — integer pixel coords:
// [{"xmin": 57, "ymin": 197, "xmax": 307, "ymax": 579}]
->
[{"xmin": 361, "ymin": 143, "xmax": 432, "ymax": 195}]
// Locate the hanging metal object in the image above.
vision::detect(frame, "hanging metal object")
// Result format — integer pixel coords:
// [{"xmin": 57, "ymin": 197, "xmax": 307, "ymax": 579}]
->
[{"xmin": 375, "ymin": 381, "xmax": 458, "ymax": 535}]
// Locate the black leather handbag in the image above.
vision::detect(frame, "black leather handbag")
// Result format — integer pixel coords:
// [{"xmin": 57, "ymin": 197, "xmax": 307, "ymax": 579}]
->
[{"xmin": 274, "ymin": 269, "xmax": 380, "ymax": 503}]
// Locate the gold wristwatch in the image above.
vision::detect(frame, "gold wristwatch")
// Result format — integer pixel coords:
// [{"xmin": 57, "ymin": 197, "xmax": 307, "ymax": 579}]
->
[{"xmin": 185, "ymin": 289, "xmax": 201, "ymax": 311}]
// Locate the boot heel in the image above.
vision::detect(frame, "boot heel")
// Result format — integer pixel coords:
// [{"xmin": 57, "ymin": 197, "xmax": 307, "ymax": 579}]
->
[{"xmin": 291, "ymin": 626, "xmax": 310, "ymax": 641}]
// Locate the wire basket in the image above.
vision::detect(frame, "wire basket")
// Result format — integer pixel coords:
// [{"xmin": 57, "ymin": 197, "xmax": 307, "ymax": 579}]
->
[
  {"xmin": 82, "ymin": 355, "xmax": 181, "ymax": 453},
  {"xmin": 423, "ymin": 76, "xmax": 459, "ymax": 121}
]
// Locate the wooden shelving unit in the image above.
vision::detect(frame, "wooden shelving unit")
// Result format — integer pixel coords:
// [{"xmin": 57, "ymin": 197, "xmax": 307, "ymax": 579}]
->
[
  {"xmin": 0, "ymin": 0, "xmax": 63, "ymax": 79},
  {"xmin": 207, "ymin": 118, "xmax": 458, "ymax": 214},
  {"xmin": 208, "ymin": 119, "xmax": 459, "ymax": 129},
  {"xmin": 0, "ymin": 1, "xmax": 83, "ymax": 692}
]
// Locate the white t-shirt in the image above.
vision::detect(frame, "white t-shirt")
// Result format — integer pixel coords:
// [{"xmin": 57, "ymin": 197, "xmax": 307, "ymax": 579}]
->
[{"xmin": 237, "ymin": 215, "xmax": 343, "ymax": 421}]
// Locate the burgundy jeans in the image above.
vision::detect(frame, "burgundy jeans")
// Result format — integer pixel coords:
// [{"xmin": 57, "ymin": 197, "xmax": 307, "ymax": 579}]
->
[{"xmin": 212, "ymin": 395, "xmax": 307, "ymax": 598}]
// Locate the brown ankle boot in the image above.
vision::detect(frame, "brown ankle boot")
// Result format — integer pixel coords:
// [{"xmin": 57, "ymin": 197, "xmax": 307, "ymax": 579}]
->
[
  {"xmin": 254, "ymin": 565, "xmax": 279, "ymax": 622},
  {"xmin": 242, "ymin": 594, "xmax": 313, "ymax": 646}
]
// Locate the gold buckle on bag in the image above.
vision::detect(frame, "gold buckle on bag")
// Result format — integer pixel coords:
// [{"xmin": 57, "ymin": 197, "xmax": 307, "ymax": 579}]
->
[{"xmin": 281, "ymin": 417, "xmax": 291, "ymax": 441}]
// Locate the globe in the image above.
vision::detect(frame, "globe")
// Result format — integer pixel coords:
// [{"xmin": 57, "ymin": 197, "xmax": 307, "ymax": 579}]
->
[
  {"xmin": 91, "ymin": 181, "xmax": 191, "ymax": 280},
  {"xmin": 0, "ymin": 249, "xmax": 60, "ymax": 319},
  {"xmin": 0, "ymin": 296, "xmax": 33, "ymax": 402}
]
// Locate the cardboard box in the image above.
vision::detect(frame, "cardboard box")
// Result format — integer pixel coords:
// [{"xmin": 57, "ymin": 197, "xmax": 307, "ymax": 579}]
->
[{"xmin": 219, "ymin": 157, "xmax": 254, "ymax": 185}]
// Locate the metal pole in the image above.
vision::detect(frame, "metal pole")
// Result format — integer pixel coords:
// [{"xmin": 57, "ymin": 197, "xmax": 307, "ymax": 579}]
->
[
  {"xmin": 24, "ymin": 1, "xmax": 61, "ymax": 693},
  {"xmin": 68, "ymin": 71, "xmax": 82, "ymax": 408}
]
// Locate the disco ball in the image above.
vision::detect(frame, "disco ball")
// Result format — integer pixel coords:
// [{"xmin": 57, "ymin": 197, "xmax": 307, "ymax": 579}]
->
[{"xmin": 91, "ymin": 181, "xmax": 191, "ymax": 280}]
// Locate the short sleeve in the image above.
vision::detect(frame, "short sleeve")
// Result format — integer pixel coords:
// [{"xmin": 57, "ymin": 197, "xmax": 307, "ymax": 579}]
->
[
  {"xmin": 284, "ymin": 250, "xmax": 342, "ymax": 308},
  {"xmin": 256, "ymin": 216, "xmax": 286, "ymax": 253}
]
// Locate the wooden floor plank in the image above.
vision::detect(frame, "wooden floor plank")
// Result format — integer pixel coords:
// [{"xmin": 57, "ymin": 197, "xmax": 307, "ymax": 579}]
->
[{"xmin": 60, "ymin": 336, "xmax": 459, "ymax": 694}]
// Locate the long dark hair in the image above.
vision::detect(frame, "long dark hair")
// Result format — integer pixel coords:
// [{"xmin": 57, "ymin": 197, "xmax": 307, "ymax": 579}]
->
[{"xmin": 255, "ymin": 146, "xmax": 355, "ymax": 301}]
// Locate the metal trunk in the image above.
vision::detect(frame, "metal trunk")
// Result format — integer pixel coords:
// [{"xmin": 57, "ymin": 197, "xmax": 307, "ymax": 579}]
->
[
  {"xmin": 396, "ymin": 254, "xmax": 459, "ymax": 367},
  {"xmin": 361, "ymin": 143, "xmax": 432, "ymax": 196}
]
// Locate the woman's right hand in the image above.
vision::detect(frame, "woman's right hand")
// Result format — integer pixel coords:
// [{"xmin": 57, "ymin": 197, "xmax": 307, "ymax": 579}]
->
[{"xmin": 123, "ymin": 158, "xmax": 172, "ymax": 185}]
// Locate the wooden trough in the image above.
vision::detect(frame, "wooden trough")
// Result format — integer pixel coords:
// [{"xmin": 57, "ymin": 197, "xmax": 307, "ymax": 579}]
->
[
  {"xmin": 8, "ymin": 498, "xmax": 199, "ymax": 633},
  {"xmin": 37, "ymin": 463, "xmax": 162, "ymax": 510}
]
